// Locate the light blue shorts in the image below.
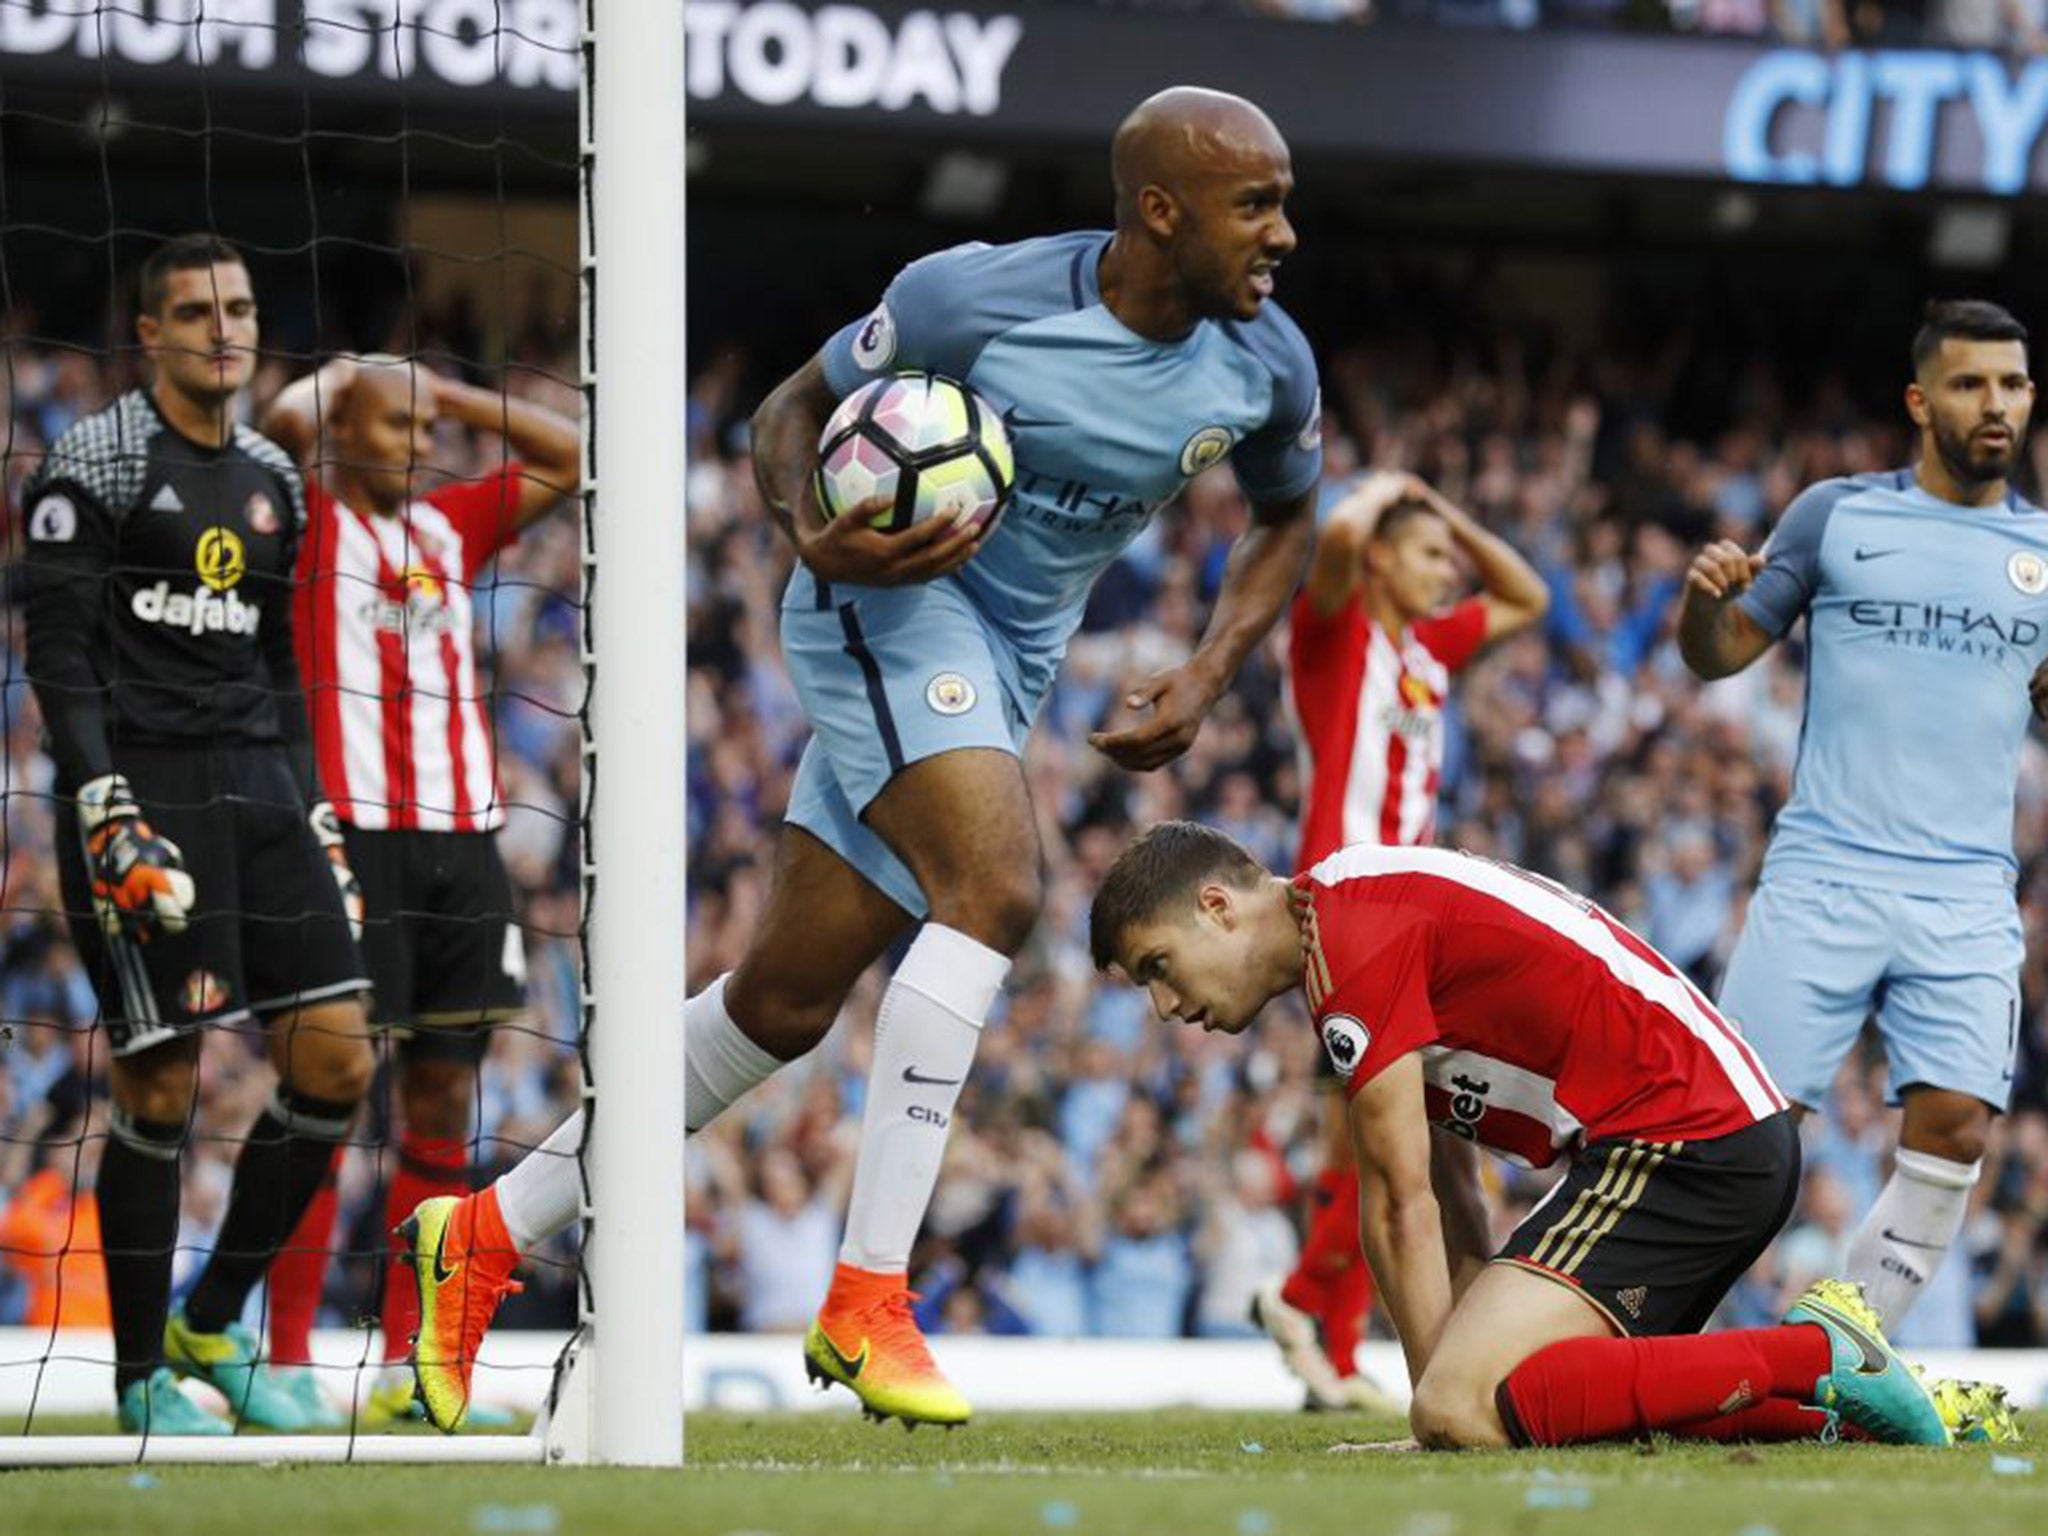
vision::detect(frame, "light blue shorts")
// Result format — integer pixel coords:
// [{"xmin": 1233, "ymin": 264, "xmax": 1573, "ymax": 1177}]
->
[
  {"xmin": 1715, "ymin": 877, "xmax": 2022, "ymax": 1112},
  {"xmin": 779, "ymin": 574, "xmax": 1041, "ymax": 918}
]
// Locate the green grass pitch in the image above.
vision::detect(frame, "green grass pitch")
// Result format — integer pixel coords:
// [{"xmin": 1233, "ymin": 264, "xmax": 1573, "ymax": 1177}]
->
[{"xmin": 2, "ymin": 1409, "xmax": 2042, "ymax": 1535}]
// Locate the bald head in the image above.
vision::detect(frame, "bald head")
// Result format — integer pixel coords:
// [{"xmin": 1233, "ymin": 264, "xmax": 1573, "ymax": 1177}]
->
[
  {"xmin": 341, "ymin": 357, "xmax": 433, "ymax": 423},
  {"xmin": 1112, "ymin": 87, "xmax": 1287, "ymax": 228},
  {"xmin": 329, "ymin": 355, "xmax": 439, "ymax": 513}
]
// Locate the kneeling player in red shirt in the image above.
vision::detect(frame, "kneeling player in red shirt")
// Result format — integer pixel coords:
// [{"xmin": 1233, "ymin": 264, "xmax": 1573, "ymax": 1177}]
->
[{"xmin": 1089, "ymin": 821, "xmax": 2004, "ymax": 1449}]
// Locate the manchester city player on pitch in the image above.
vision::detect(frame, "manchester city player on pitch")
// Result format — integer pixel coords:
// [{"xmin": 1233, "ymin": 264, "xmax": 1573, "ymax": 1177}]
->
[
  {"xmin": 1679, "ymin": 299, "xmax": 2045, "ymax": 1337},
  {"xmin": 396, "ymin": 85, "xmax": 1321, "ymax": 1432}
]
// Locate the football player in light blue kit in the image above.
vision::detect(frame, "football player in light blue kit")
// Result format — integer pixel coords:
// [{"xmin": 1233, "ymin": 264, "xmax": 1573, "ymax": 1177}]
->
[
  {"xmin": 693, "ymin": 87, "xmax": 1320, "ymax": 1425},
  {"xmin": 1680, "ymin": 300, "xmax": 2045, "ymax": 1336}
]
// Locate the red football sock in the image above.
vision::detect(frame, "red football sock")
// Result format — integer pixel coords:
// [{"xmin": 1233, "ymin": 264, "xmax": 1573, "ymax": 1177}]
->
[
  {"xmin": 1668, "ymin": 1398, "xmax": 1867, "ymax": 1443},
  {"xmin": 1323, "ymin": 1256, "xmax": 1376, "ymax": 1377},
  {"xmin": 1498, "ymin": 1326, "xmax": 1832, "ymax": 1446},
  {"xmin": 381, "ymin": 1131, "xmax": 469, "ymax": 1361},
  {"xmin": 268, "ymin": 1145, "xmax": 343, "ymax": 1367},
  {"xmin": 1281, "ymin": 1165, "xmax": 1362, "ymax": 1320}
]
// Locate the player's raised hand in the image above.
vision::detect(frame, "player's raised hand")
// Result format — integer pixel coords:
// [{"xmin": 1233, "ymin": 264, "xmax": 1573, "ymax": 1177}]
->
[
  {"xmin": 795, "ymin": 496, "xmax": 984, "ymax": 587},
  {"xmin": 1088, "ymin": 665, "xmax": 1220, "ymax": 771},
  {"xmin": 1685, "ymin": 539, "xmax": 1766, "ymax": 601}
]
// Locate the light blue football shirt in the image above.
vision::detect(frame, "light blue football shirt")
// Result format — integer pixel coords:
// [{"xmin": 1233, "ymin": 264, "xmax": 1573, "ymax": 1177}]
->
[
  {"xmin": 809, "ymin": 231, "xmax": 1322, "ymax": 692},
  {"xmin": 1737, "ymin": 469, "xmax": 2048, "ymax": 898}
]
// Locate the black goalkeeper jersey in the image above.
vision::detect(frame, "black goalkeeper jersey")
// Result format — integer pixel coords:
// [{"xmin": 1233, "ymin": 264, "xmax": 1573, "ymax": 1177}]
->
[{"xmin": 22, "ymin": 388, "xmax": 317, "ymax": 791}]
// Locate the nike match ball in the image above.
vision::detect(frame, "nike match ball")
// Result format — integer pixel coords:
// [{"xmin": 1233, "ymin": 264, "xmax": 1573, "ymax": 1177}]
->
[{"xmin": 815, "ymin": 372, "xmax": 1015, "ymax": 537}]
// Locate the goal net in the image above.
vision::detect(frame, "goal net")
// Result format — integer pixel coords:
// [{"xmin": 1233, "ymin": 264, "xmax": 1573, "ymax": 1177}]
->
[{"xmin": 0, "ymin": 0, "xmax": 683, "ymax": 1466}]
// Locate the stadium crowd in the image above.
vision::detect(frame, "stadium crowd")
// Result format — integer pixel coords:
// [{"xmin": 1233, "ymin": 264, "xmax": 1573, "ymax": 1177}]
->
[{"xmin": 3, "ymin": 275, "xmax": 2047, "ymax": 1364}]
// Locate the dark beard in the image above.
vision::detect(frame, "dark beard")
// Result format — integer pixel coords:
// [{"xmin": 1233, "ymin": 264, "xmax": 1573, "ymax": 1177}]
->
[{"xmin": 1933, "ymin": 422, "xmax": 2018, "ymax": 486}]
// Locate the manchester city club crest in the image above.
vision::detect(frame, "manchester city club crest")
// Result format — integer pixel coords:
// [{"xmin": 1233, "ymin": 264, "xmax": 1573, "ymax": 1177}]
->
[
  {"xmin": 1178, "ymin": 425, "xmax": 1235, "ymax": 478},
  {"xmin": 926, "ymin": 672, "xmax": 977, "ymax": 716},
  {"xmin": 2009, "ymin": 551, "xmax": 2048, "ymax": 596}
]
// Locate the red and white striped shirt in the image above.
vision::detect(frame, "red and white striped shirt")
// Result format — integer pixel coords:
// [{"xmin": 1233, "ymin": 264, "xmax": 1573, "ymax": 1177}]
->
[
  {"xmin": 1287, "ymin": 594, "xmax": 1486, "ymax": 870},
  {"xmin": 293, "ymin": 468, "xmax": 523, "ymax": 832},
  {"xmin": 1300, "ymin": 845, "xmax": 1787, "ymax": 1168}
]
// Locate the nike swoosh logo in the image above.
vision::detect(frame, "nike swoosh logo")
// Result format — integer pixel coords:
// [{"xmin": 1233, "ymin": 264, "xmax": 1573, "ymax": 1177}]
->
[
  {"xmin": 902, "ymin": 1066, "xmax": 962, "ymax": 1086},
  {"xmin": 815, "ymin": 1328, "xmax": 867, "ymax": 1381},
  {"xmin": 1854, "ymin": 547, "xmax": 1901, "ymax": 561},
  {"xmin": 432, "ymin": 1221, "xmax": 459, "ymax": 1286},
  {"xmin": 1881, "ymin": 1228, "xmax": 1947, "ymax": 1251},
  {"xmin": 1820, "ymin": 1303, "xmax": 1890, "ymax": 1374}
]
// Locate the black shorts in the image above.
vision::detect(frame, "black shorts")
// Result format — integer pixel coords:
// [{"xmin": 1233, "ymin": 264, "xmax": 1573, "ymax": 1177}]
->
[
  {"xmin": 1496, "ymin": 1111, "xmax": 1801, "ymax": 1336},
  {"xmin": 344, "ymin": 827, "xmax": 526, "ymax": 1040},
  {"xmin": 55, "ymin": 745, "xmax": 369, "ymax": 1058}
]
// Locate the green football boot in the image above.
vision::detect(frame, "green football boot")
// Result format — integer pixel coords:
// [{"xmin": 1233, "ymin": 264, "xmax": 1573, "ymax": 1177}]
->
[
  {"xmin": 163, "ymin": 1310, "xmax": 309, "ymax": 1431},
  {"xmin": 117, "ymin": 1367, "xmax": 230, "ymax": 1436},
  {"xmin": 272, "ymin": 1365, "xmax": 346, "ymax": 1429},
  {"xmin": 1784, "ymin": 1279, "xmax": 1950, "ymax": 1447},
  {"xmin": 1926, "ymin": 1374, "xmax": 2023, "ymax": 1445}
]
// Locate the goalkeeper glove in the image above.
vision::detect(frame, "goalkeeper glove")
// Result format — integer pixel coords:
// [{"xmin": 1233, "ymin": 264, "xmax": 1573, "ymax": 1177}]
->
[
  {"xmin": 309, "ymin": 799, "xmax": 364, "ymax": 941},
  {"xmin": 77, "ymin": 773, "xmax": 195, "ymax": 943}
]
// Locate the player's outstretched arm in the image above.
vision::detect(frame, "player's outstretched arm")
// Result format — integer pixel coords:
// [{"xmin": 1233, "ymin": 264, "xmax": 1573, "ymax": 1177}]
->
[
  {"xmin": 1349, "ymin": 1054, "xmax": 1456, "ymax": 1388},
  {"xmin": 751, "ymin": 353, "xmax": 982, "ymax": 587},
  {"xmin": 1417, "ymin": 482, "xmax": 1550, "ymax": 642},
  {"xmin": 1677, "ymin": 538, "xmax": 1773, "ymax": 680},
  {"xmin": 1090, "ymin": 486, "xmax": 1315, "ymax": 771}
]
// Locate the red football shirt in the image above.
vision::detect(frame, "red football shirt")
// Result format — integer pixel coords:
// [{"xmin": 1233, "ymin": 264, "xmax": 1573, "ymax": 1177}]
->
[
  {"xmin": 293, "ymin": 466, "xmax": 524, "ymax": 832},
  {"xmin": 1287, "ymin": 594, "xmax": 1487, "ymax": 870},
  {"xmin": 1300, "ymin": 845, "xmax": 1786, "ymax": 1168}
]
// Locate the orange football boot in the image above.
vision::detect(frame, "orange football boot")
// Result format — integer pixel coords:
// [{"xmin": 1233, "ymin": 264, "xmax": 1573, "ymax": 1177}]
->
[
  {"xmin": 803, "ymin": 1262, "xmax": 970, "ymax": 1428},
  {"xmin": 398, "ymin": 1189, "xmax": 523, "ymax": 1432}
]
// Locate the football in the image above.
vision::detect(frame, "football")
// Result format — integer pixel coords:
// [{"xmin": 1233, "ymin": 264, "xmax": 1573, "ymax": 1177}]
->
[{"xmin": 814, "ymin": 372, "xmax": 1015, "ymax": 536}]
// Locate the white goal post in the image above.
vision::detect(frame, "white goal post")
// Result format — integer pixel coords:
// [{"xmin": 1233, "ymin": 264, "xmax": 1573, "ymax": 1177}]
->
[
  {"xmin": 572, "ymin": 0, "xmax": 690, "ymax": 1471},
  {"xmin": 0, "ymin": 0, "xmax": 686, "ymax": 1470}
]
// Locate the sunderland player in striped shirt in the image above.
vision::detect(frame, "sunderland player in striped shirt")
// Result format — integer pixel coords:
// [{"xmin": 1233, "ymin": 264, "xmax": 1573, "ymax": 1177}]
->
[
  {"xmin": 1681, "ymin": 301, "xmax": 2046, "ymax": 1343},
  {"xmin": 1089, "ymin": 822, "xmax": 2019, "ymax": 1448},
  {"xmin": 1256, "ymin": 469, "xmax": 1547, "ymax": 1409},
  {"xmin": 258, "ymin": 355, "xmax": 579, "ymax": 1424}
]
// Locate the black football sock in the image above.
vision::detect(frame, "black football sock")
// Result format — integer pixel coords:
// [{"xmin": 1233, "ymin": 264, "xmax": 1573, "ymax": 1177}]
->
[
  {"xmin": 182, "ymin": 1088, "xmax": 357, "ymax": 1336},
  {"xmin": 98, "ymin": 1110, "xmax": 187, "ymax": 1397}
]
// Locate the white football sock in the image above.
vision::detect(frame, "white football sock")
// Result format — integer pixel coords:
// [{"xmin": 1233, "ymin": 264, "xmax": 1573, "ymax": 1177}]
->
[
  {"xmin": 685, "ymin": 973, "xmax": 784, "ymax": 1134},
  {"xmin": 494, "ymin": 1109, "xmax": 585, "ymax": 1250},
  {"xmin": 838, "ymin": 924, "xmax": 1009, "ymax": 1274},
  {"xmin": 490, "ymin": 975, "xmax": 787, "ymax": 1250},
  {"xmin": 1843, "ymin": 1146, "xmax": 1980, "ymax": 1328}
]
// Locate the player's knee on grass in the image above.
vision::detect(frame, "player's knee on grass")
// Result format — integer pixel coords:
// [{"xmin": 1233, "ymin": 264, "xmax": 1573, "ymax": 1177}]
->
[{"xmin": 1409, "ymin": 1371, "xmax": 1509, "ymax": 1451}]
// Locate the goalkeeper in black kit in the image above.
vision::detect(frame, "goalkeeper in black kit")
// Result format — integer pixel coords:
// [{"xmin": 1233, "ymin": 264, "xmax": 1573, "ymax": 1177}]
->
[{"xmin": 22, "ymin": 235, "xmax": 374, "ymax": 1435}]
